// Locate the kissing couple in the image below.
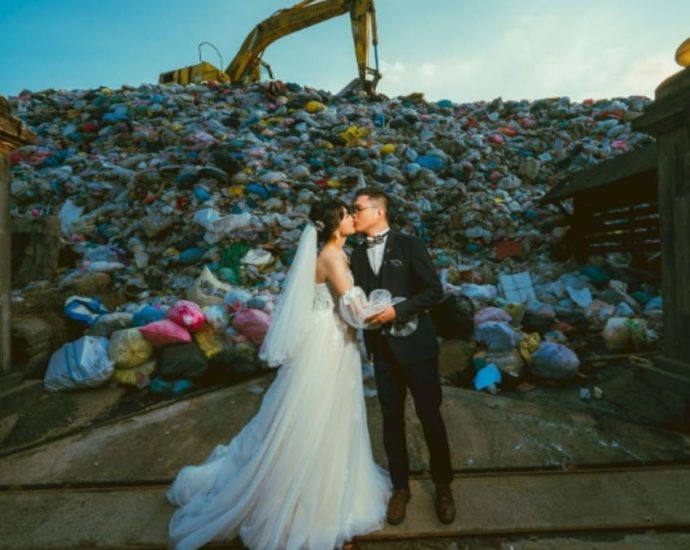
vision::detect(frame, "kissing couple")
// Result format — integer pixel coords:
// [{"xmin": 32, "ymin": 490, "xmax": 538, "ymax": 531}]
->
[{"xmin": 167, "ymin": 187, "xmax": 455, "ymax": 550}]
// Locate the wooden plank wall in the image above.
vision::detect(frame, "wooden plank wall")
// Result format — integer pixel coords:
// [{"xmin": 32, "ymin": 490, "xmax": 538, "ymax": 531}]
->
[
  {"xmin": 572, "ymin": 173, "xmax": 660, "ymax": 263},
  {"xmin": 657, "ymin": 126, "xmax": 690, "ymax": 364}
]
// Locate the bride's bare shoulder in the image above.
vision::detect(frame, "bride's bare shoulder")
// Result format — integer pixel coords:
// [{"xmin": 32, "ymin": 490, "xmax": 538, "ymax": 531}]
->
[{"xmin": 318, "ymin": 247, "xmax": 348, "ymax": 270}]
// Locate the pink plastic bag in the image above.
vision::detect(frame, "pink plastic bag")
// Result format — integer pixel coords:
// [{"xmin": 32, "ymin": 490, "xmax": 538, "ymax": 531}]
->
[
  {"xmin": 140, "ymin": 319, "xmax": 192, "ymax": 347},
  {"xmin": 166, "ymin": 300, "xmax": 205, "ymax": 332},
  {"xmin": 232, "ymin": 309, "xmax": 271, "ymax": 345}
]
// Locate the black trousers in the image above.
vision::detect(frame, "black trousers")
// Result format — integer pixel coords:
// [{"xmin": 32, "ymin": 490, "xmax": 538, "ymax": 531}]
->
[{"xmin": 373, "ymin": 337, "xmax": 453, "ymax": 489}]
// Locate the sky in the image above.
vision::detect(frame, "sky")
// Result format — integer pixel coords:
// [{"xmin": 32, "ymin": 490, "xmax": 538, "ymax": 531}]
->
[{"xmin": 0, "ymin": 0, "xmax": 687, "ymax": 103}]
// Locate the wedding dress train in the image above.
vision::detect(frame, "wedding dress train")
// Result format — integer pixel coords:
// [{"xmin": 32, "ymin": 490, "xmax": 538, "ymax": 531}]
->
[{"xmin": 167, "ymin": 281, "xmax": 391, "ymax": 549}]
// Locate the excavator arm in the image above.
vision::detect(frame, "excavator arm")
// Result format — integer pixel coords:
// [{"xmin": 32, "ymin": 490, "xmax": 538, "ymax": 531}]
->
[
  {"xmin": 159, "ymin": 0, "xmax": 380, "ymax": 95},
  {"xmin": 227, "ymin": 0, "xmax": 380, "ymax": 93}
]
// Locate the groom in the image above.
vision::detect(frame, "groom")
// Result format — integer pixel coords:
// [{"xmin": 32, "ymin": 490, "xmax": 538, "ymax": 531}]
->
[{"xmin": 350, "ymin": 187, "xmax": 455, "ymax": 525}]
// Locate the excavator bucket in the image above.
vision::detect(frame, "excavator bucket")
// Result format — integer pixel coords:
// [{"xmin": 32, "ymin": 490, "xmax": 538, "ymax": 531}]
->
[
  {"xmin": 337, "ymin": 77, "xmax": 373, "ymax": 97},
  {"xmin": 159, "ymin": 62, "xmax": 229, "ymax": 86}
]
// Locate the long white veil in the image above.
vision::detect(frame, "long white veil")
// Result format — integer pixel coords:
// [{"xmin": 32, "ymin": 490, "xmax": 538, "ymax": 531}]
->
[{"xmin": 259, "ymin": 223, "xmax": 317, "ymax": 367}]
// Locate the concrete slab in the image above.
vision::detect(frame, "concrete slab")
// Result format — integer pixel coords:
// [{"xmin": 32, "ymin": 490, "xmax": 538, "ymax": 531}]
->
[
  {"xmin": 441, "ymin": 388, "xmax": 690, "ymax": 469},
  {"xmin": 0, "ymin": 486, "xmax": 173, "ymax": 549},
  {"xmin": 2, "ymin": 468, "xmax": 690, "ymax": 548},
  {"xmin": 2, "ymin": 381, "xmax": 690, "ymax": 486},
  {"xmin": 357, "ymin": 533, "xmax": 690, "ymax": 549},
  {"xmin": 375, "ymin": 467, "xmax": 690, "ymax": 538},
  {"xmin": 0, "ymin": 380, "xmax": 126, "ymax": 452}
]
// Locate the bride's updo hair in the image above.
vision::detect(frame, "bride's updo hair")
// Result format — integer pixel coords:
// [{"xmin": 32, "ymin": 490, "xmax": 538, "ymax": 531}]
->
[{"xmin": 309, "ymin": 199, "xmax": 348, "ymax": 244}]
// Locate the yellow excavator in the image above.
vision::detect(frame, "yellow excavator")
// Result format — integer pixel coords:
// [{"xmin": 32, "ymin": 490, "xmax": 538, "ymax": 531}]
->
[{"xmin": 159, "ymin": 0, "xmax": 381, "ymax": 95}]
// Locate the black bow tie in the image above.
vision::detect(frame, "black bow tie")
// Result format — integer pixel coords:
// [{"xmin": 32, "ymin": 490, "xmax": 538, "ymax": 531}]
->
[{"xmin": 366, "ymin": 232, "xmax": 389, "ymax": 248}]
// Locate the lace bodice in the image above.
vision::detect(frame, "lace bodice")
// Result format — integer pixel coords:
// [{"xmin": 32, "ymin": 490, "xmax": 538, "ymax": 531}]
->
[
  {"xmin": 314, "ymin": 282, "xmax": 336, "ymax": 311},
  {"xmin": 313, "ymin": 270, "xmax": 355, "ymax": 312}
]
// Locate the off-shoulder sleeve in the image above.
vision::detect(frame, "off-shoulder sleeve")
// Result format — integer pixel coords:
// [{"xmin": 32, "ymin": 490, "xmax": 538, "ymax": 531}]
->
[{"xmin": 339, "ymin": 286, "xmax": 370, "ymax": 329}]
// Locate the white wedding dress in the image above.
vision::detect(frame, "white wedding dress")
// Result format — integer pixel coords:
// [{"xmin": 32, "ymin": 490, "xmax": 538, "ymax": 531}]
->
[{"xmin": 167, "ymin": 279, "xmax": 392, "ymax": 550}]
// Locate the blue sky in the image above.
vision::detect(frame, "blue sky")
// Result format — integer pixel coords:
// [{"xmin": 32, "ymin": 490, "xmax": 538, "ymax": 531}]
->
[{"xmin": 0, "ymin": 0, "xmax": 687, "ymax": 102}]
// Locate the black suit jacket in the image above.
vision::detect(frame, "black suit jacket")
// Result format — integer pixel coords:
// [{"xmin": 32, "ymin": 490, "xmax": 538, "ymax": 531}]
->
[{"xmin": 351, "ymin": 231, "xmax": 443, "ymax": 363}]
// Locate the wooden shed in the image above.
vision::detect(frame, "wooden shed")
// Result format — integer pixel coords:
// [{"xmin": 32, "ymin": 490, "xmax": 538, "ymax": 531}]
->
[
  {"xmin": 633, "ymin": 65, "xmax": 690, "ymax": 381},
  {"xmin": 0, "ymin": 96, "xmax": 36, "ymax": 375},
  {"xmin": 542, "ymin": 142, "xmax": 660, "ymax": 266}
]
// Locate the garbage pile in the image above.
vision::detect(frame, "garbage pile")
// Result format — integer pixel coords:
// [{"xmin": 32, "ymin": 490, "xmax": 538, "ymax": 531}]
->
[{"xmin": 7, "ymin": 81, "xmax": 661, "ymax": 393}]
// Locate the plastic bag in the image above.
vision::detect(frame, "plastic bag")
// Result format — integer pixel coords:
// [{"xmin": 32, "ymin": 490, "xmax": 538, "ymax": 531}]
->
[
  {"xmin": 44, "ymin": 336, "xmax": 113, "ymax": 391},
  {"xmin": 132, "ymin": 305, "xmax": 166, "ymax": 327},
  {"xmin": 204, "ymin": 305, "xmax": 229, "ymax": 332},
  {"xmin": 486, "ymin": 349, "xmax": 525, "ymax": 379},
  {"xmin": 602, "ymin": 317, "xmax": 630, "ymax": 351},
  {"xmin": 188, "ymin": 266, "xmax": 232, "ymax": 307},
  {"xmin": 602, "ymin": 317, "xmax": 651, "ymax": 351},
  {"xmin": 460, "ymin": 284, "xmax": 498, "ymax": 303},
  {"xmin": 192, "ymin": 207, "xmax": 221, "ymax": 231},
  {"xmin": 430, "ymin": 293, "xmax": 475, "ymax": 340},
  {"xmin": 139, "ymin": 319, "xmax": 192, "ymax": 347},
  {"xmin": 566, "ymin": 286, "xmax": 593, "ymax": 308},
  {"xmin": 158, "ymin": 342, "xmax": 208, "ymax": 379},
  {"xmin": 232, "ymin": 308, "xmax": 271, "ymax": 345},
  {"xmin": 474, "ymin": 364, "xmax": 501, "ymax": 391},
  {"xmin": 85, "ymin": 312, "xmax": 133, "ymax": 337},
  {"xmin": 586, "ymin": 300, "xmax": 616, "ymax": 326},
  {"xmin": 224, "ymin": 289, "xmax": 253, "ymax": 312},
  {"xmin": 109, "ymin": 328, "xmax": 154, "ymax": 369},
  {"xmin": 193, "ymin": 324, "xmax": 225, "ymax": 358},
  {"xmin": 531, "ymin": 342, "xmax": 579, "ymax": 380},
  {"xmin": 474, "ymin": 307, "xmax": 512, "ymax": 326},
  {"xmin": 58, "ymin": 199, "xmax": 84, "ymax": 235},
  {"xmin": 63, "ymin": 295, "xmax": 109, "ymax": 326},
  {"xmin": 112, "ymin": 360, "xmax": 156, "ymax": 388},
  {"xmin": 475, "ymin": 321, "xmax": 522, "ymax": 352},
  {"xmin": 166, "ymin": 300, "xmax": 205, "ymax": 332},
  {"xmin": 614, "ymin": 302, "xmax": 635, "ymax": 317}
]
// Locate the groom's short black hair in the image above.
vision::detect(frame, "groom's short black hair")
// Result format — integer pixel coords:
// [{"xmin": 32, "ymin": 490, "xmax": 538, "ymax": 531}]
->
[{"xmin": 355, "ymin": 187, "xmax": 389, "ymax": 217}]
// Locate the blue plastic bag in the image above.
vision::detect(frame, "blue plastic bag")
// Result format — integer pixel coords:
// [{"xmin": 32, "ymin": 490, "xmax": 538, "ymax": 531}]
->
[
  {"xmin": 474, "ymin": 364, "xmax": 501, "ymax": 391},
  {"xmin": 63, "ymin": 296, "xmax": 109, "ymax": 326},
  {"xmin": 132, "ymin": 305, "xmax": 166, "ymax": 327},
  {"xmin": 531, "ymin": 342, "xmax": 580, "ymax": 380}
]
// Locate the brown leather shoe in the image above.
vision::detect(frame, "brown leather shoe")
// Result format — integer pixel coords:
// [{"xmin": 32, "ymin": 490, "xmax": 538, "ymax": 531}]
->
[
  {"xmin": 435, "ymin": 483, "xmax": 456, "ymax": 524},
  {"xmin": 387, "ymin": 487, "xmax": 411, "ymax": 525}
]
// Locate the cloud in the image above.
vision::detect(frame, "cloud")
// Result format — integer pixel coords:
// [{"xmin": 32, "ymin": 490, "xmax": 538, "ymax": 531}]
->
[
  {"xmin": 621, "ymin": 55, "xmax": 679, "ymax": 97},
  {"xmin": 379, "ymin": 60, "xmax": 406, "ymax": 86},
  {"xmin": 376, "ymin": 7, "xmax": 682, "ymax": 103},
  {"xmin": 379, "ymin": 58, "xmax": 480, "ymax": 99},
  {"xmin": 416, "ymin": 63, "xmax": 437, "ymax": 79}
]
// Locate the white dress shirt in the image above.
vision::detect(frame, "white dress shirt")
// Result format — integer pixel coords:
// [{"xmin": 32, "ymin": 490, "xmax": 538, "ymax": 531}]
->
[{"xmin": 366, "ymin": 228, "xmax": 389, "ymax": 276}]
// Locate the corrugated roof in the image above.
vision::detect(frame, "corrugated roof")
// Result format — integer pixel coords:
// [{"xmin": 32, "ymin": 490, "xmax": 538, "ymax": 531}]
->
[{"xmin": 542, "ymin": 142, "xmax": 657, "ymax": 203}]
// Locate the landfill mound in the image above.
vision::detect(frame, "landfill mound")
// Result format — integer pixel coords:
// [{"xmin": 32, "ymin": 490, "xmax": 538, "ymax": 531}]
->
[{"xmin": 7, "ymin": 81, "xmax": 662, "ymax": 393}]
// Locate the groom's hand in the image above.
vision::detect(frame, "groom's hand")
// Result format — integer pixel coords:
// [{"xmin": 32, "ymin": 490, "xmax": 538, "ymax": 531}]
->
[{"xmin": 366, "ymin": 306, "xmax": 397, "ymax": 325}]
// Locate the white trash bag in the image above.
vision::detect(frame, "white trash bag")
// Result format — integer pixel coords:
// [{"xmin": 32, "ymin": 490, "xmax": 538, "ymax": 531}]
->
[{"xmin": 44, "ymin": 336, "xmax": 114, "ymax": 391}]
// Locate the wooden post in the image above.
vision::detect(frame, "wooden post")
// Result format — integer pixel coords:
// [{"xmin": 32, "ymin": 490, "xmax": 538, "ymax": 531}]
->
[
  {"xmin": 0, "ymin": 96, "xmax": 36, "ymax": 375},
  {"xmin": 633, "ymin": 67, "xmax": 690, "ymax": 376}
]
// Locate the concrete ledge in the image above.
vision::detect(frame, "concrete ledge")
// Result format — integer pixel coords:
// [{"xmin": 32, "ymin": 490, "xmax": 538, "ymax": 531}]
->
[{"xmin": 2, "ymin": 468, "xmax": 690, "ymax": 548}]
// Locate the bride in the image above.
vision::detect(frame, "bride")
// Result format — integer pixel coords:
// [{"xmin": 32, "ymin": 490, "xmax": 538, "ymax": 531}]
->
[{"xmin": 167, "ymin": 199, "xmax": 392, "ymax": 549}]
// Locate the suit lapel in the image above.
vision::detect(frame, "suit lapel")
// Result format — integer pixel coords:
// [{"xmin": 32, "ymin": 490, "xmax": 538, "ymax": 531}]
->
[{"xmin": 379, "ymin": 232, "xmax": 396, "ymax": 290}]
